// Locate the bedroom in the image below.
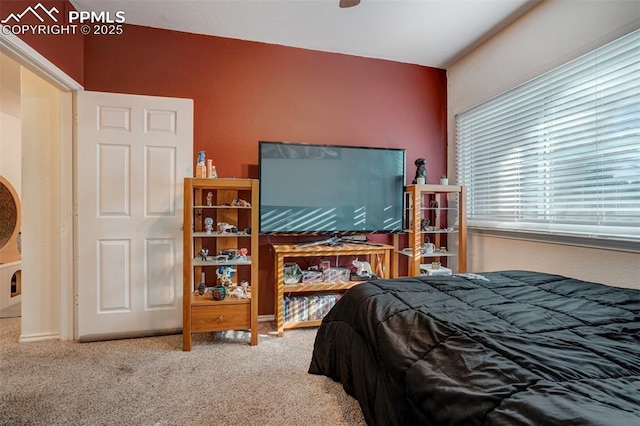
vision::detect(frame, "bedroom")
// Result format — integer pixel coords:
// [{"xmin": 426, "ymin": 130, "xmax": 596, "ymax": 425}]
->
[
  {"xmin": 0, "ymin": 0, "xmax": 638, "ymax": 422},
  {"xmin": 1, "ymin": 0, "xmax": 637, "ymax": 342}
]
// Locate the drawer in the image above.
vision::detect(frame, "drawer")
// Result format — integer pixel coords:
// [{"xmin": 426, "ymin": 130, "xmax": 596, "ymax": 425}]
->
[{"xmin": 191, "ymin": 303, "xmax": 250, "ymax": 332}]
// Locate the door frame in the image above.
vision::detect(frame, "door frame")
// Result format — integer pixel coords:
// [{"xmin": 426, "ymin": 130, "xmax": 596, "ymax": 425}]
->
[{"xmin": 0, "ymin": 32, "xmax": 82, "ymax": 340}]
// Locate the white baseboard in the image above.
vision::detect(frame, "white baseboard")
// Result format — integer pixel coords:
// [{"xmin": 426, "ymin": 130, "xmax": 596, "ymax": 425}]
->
[
  {"xmin": 19, "ymin": 332, "xmax": 60, "ymax": 343},
  {"xmin": 258, "ymin": 314, "xmax": 275, "ymax": 322}
]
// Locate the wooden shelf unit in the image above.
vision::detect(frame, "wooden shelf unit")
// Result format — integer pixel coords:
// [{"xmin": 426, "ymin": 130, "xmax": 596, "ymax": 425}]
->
[
  {"xmin": 396, "ymin": 184, "xmax": 467, "ymax": 277},
  {"xmin": 182, "ymin": 178, "xmax": 259, "ymax": 350},
  {"xmin": 273, "ymin": 242, "xmax": 393, "ymax": 337}
]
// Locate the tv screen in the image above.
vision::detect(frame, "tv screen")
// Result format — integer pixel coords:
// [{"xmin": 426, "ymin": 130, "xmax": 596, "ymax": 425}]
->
[{"xmin": 258, "ymin": 141, "xmax": 405, "ymax": 234}]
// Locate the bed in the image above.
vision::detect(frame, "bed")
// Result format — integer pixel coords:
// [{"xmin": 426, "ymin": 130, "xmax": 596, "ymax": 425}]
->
[{"xmin": 308, "ymin": 270, "xmax": 640, "ymax": 425}]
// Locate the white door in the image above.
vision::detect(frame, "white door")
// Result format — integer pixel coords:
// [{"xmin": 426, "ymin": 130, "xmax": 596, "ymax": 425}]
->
[{"xmin": 76, "ymin": 91, "xmax": 193, "ymax": 340}]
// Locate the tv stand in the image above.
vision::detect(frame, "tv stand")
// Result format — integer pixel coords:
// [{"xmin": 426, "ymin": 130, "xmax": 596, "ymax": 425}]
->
[{"xmin": 273, "ymin": 242, "xmax": 394, "ymax": 336}]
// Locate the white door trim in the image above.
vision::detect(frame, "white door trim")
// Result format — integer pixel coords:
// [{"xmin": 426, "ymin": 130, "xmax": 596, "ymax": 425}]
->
[
  {"xmin": 0, "ymin": 32, "xmax": 83, "ymax": 91},
  {"xmin": 0, "ymin": 30, "xmax": 81, "ymax": 341}
]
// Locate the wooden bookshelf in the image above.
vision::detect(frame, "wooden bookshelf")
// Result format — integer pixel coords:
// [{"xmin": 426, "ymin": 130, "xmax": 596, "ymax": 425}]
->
[{"xmin": 273, "ymin": 242, "xmax": 393, "ymax": 337}]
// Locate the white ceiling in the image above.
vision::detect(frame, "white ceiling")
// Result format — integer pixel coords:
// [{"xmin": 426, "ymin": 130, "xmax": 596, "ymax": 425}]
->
[{"xmin": 70, "ymin": 0, "xmax": 541, "ymax": 68}]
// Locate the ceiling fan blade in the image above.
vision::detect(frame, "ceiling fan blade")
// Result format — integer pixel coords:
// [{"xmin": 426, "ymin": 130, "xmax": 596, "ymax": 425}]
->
[{"xmin": 339, "ymin": 0, "xmax": 361, "ymax": 8}]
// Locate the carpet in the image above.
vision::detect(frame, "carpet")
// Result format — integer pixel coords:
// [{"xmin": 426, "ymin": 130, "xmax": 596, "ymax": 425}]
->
[{"xmin": 0, "ymin": 318, "xmax": 365, "ymax": 425}]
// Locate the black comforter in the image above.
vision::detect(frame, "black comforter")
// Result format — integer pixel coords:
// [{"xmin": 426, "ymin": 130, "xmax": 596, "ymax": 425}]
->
[{"xmin": 309, "ymin": 271, "xmax": 640, "ymax": 425}]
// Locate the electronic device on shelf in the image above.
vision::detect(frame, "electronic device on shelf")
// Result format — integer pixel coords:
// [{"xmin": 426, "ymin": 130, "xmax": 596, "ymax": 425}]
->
[
  {"xmin": 293, "ymin": 233, "xmax": 384, "ymax": 249},
  {"xmin": 294, "ymin": 235, "xmax": 343, "ymax": 249},
  {"xmin": 258, "ymin": 141, "xmax": 406, "ymax": 235}
]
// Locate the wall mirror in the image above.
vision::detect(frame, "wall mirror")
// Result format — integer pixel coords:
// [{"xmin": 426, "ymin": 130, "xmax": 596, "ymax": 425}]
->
[{"xmin": 0, "ymin": 176, "xmax": 21, "ymax": 263}]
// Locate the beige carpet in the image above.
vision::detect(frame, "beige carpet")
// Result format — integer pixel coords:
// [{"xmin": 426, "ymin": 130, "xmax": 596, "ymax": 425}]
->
[{"xmin": 0, "ymin": 318, "xmax": 366, "ymax": 425}]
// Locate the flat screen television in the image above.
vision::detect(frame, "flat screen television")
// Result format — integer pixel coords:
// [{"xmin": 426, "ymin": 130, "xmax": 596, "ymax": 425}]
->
[{"xmin": 258, "ymin": 141, "xmax": 406, "ymax": 234}]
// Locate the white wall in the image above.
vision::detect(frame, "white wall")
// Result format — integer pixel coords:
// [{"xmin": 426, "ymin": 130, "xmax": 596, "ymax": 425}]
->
[
  {"xmin": 448, "ymin": 0, "xmax": 640, "ymax": 288},
  {"xmin": 19, "ymin": 67, "xmax": 61, "ymax": 341}
]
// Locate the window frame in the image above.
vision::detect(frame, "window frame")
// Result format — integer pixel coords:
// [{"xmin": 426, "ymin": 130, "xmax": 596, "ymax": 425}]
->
[{"xmin": 456, "ymin": 29, "xmax": 640, "ymax": 249}]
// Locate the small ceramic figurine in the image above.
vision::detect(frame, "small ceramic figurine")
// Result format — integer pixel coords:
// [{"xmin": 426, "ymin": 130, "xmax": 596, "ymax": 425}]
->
[
  {"xmin": 206, "ymin": 192, "xmax": 213, "ymax": 206},
  {"xmin": 204, "ymin": 217, "xmax": 214, "ymax": 234},
  {"xmin": 199, "ymin": 248, "xmax": 209, "ymax": 260},
  {"xmin": 422, "ymin": 242, "xmax": 436, "ymax": 254},
  {"xmin": 230, "ymin": 280, "xmax": 250, "ymax": 299},
  {"xmin": 230, "ymin": 198, "xmax": 251, "ymax": 207},
  {"xmin": 239, "ymin": 248, "xmax": 248, "ymax": 260},
  {"xmin": 413, "ymin": 158, "xmax": 427, "ymax": 184},
  {"xmin": 352, "ymin": 259, "xmax": 373, "ymax": 278},
  {"xmin": 217, "ymin": 222, "xmax": 238, "ymax": 233}
]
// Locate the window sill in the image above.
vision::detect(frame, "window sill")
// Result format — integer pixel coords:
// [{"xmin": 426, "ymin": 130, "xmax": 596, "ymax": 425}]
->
[{"xmin": 469, "ymin": 227, "xmax": 640, "ymax": 254}]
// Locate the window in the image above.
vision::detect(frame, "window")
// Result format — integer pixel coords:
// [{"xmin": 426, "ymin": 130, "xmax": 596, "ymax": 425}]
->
[{"xmin": 456, "ymin": 29, "xmax": 640, "ymax": 243}]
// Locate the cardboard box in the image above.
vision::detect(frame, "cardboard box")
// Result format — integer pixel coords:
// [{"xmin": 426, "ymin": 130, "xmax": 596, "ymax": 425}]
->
[{"xmin": 326, "ymin": 267, "xmax": 351, "ymax": 283}]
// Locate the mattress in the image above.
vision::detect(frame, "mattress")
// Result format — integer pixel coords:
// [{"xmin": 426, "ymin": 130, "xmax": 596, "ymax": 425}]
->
[{"xmin": 308, "ymin": 270, "xmax": 640, "ymax": 425}]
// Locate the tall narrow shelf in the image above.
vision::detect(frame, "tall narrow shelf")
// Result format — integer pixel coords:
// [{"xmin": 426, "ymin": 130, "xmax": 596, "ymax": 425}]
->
[
  {"xmin": 183, "ymin": 178, "xmax": 259, "ymax": 350},
  {"xmin": 397, "ymin": 184, "xmax": 467, "ymax": 276},
  {"xmin": 273, "ymin": 243, "xmax": 394, "ymax": 337}
]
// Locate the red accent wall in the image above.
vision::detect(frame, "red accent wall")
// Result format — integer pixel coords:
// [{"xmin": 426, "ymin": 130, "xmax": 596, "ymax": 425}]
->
[
  {"xmin": 1, "ymin": 0, "xmax": 84, "ymax": 85},
  {"xmin": 83, "ymin": 24, "xmax": 447, "ymax": 315},
  {"xmin": 84, "ymin": 25, "xmax": 447, "ymax": 180}
]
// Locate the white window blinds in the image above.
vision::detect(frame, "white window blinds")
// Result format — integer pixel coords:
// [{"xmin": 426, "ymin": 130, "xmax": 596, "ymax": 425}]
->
[{"xmin": 456, "ymin": 29, "xmax": 640, "ymax": 242}]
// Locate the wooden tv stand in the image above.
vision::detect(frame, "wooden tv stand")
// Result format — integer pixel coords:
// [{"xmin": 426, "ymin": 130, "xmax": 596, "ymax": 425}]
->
[{"xmin": 273, "ymin": 242, "xmax": 393, "ymax": 337}]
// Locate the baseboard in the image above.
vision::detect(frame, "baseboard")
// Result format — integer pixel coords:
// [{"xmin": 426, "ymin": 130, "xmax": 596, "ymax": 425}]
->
[
  {"xmin": 19, "ymin": 332, "xmax": 60, "ymax": 343},
  {"xmin": 49, "ymin": 319, "xmax": 275, "ymax": 343},
  {"xmin": 258, "ymin": 314, "xmax": 275, "ymax": 322}
]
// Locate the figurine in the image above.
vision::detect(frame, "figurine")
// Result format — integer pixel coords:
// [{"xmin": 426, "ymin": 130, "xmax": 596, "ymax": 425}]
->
[
  {"xmin": 239, "ymin": 248, "xmax": 248, "ymax": 260},
  {"xmin": 217, "ymin": 222, "xmax": 238, "ymax": 233},
  {"xmin": 413, "ymin": 158, "xmax": 427, "ymax": 184},
  {"xmin": 198, "ymin": 282, "xmax": 206, "ymax": 296},
  {"xmin": 228, "ymin": 280, "xmax": 249, "ymax": 299},
  {"xmin": 422, "ymin": 242, "xmax": 436, "ymax": 254},
  {"xmin": 206, "ymin": 192, "xmax": 213, "ymax": 206},
  {"xmin": 230, "ymin": 198, "xmax": 251, "ymax": 207},
  {"xmin": 199, "ymin": 248, "xmax": 209, "ymax": 260},
  {"xmin": 219, "ymin": 249, "xmax": 238, "ymax": 259},
  {"xmin": 229, "ymin": 286, "xmax": 244, "ymax": 298},
  {"xmin": 216, "ymin": 265, "xmax": 236, "ymax": 286},
  {"xmin": 352, "ymin": 259, "xmax": 373, "ymax": 278},
  {"xmin": 204, "ymin": 217, "xmax": 214, "ymax": 234}
]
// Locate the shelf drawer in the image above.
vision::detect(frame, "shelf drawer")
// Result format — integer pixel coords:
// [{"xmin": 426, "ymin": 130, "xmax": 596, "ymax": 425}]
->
[{"xmin": 191, "ymin": 304, "xmax": 250, "ymax": 332}]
